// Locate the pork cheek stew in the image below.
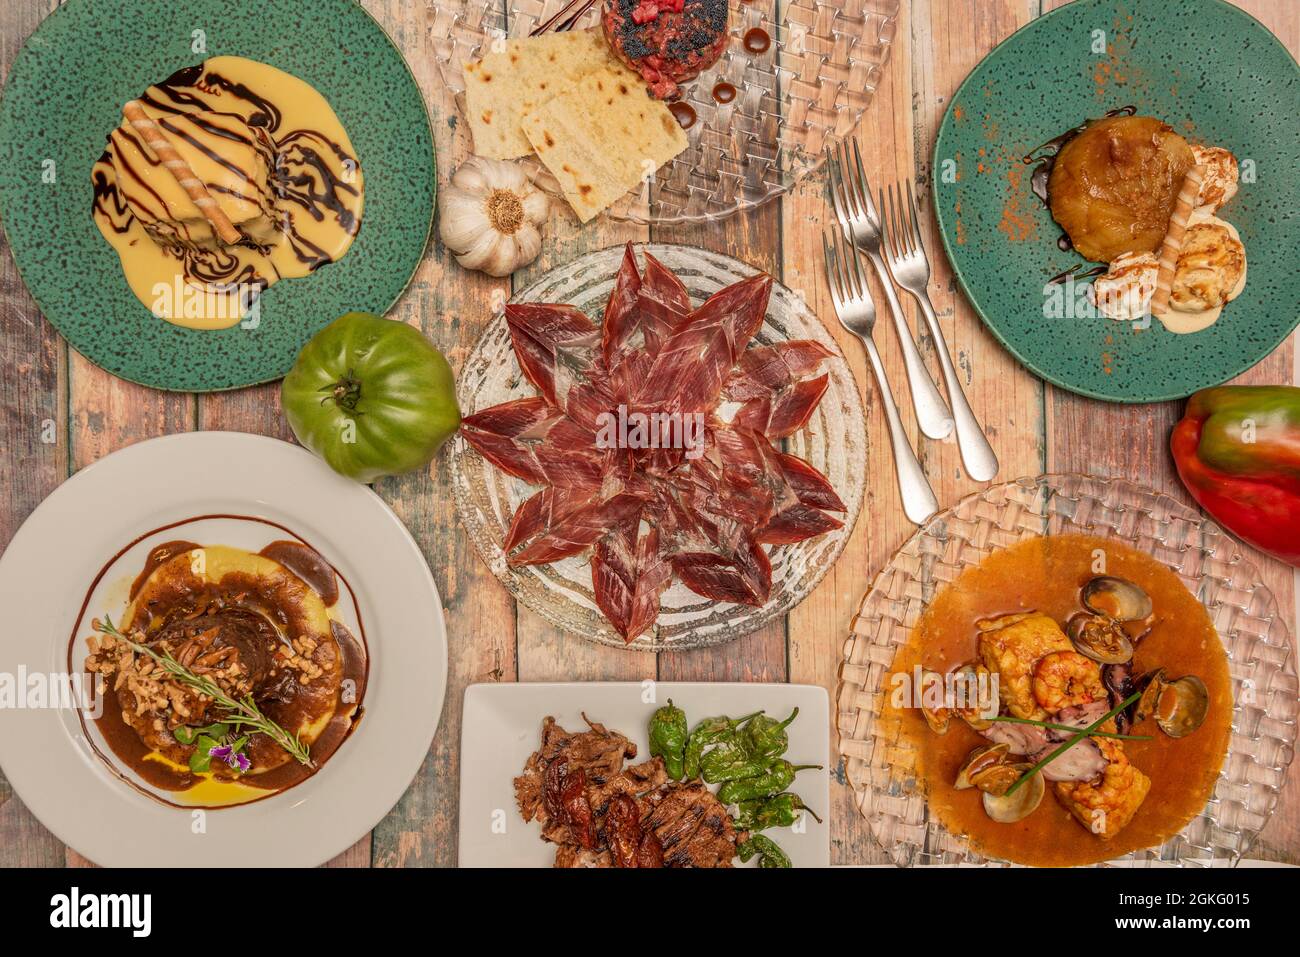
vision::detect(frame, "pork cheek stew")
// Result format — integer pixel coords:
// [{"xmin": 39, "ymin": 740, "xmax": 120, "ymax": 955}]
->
[
  {"xmin": 81, "ymin": 536, "xmax": 367, "ymax": 807},
  {"xmin": 515, "ymin": 715, "xmax": 739, "ymax": 867}
]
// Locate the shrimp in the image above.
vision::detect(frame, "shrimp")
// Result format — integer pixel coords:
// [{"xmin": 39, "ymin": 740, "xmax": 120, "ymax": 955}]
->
[{"xmin": 1032, "ymin": 651, "xmax": 1106, "ymax": 712}]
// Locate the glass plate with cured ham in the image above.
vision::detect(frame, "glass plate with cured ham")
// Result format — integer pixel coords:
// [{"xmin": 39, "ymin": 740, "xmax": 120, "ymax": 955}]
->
[{"xmin": 451, "ymin": 243, "xmax": 866, "ymax": 650}]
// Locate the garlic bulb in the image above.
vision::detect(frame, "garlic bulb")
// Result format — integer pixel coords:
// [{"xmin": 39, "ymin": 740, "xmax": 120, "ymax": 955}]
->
[{"xmin": 439, "ymin": 157, "xmax": 550, "ymax": 277}]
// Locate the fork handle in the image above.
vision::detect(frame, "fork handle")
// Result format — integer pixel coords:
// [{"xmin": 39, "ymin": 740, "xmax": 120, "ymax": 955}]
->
[
  {"xmin": 859, "ymin": 334, "xmax": 939, "ymax": 526},
  {"xmin": 914, "ymin": 293, "xmax": 1000, "ymax": 482},
  {"xmin": 863, "ymin": 250, "xmax": 954, "ymax": 441}
]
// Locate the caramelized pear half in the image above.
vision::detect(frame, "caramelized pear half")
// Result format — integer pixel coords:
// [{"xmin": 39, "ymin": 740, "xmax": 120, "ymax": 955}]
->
[{"xmin": 1048, "ymin": 115, "xmax": 1195, "ymax": 263}]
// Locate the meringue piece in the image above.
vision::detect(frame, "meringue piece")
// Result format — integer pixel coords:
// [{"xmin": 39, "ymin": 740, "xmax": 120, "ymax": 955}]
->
[
  {"xmin": 1157, "ymin": 212, "xmax": 1247, "ymax": 334},
  {"xmin": 1090, "ymin": 252, "xmax": 1158, "ymax": 321},
  {"xmin": 1192, "ymin": 145, "xmax": 1239, "ymax": 213}
]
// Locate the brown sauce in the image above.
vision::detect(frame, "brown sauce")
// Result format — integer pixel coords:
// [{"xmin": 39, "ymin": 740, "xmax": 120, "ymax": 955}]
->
[
  {"xmin": 885, "ymin": 535, "xmax": 1232, "ymax": 867},
  {"xmin": 69, "ymin": 515, "xmax": 369, "ymax": 810},
  {"xmin": 260, "ymin": 539, "xmax": 340, "ymax": 607},
  {"xmin": 743, "ymin": 28, "xmax": 771, "ymax": 55},
  {"xmin": 712, "ymin": 82, "xmax": 737, "ymax": 104},
  {"xmin": 669, "ymin": 101, "xmax": 698, "ymax": 130}
]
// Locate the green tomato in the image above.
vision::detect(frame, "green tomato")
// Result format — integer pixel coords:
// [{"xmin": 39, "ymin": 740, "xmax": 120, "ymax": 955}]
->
[{"xmin": 282, "ymin": 313, "xmax": 460, "ymax": 483}]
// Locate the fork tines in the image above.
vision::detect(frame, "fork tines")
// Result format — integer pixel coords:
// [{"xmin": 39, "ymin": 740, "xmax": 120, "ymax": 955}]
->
[
  {"xmin": 822, "ymin": 224, "xmax": 872, "ymax": 317},
  {"xmin": 879, "ymin": 180, "xmax": 924, "ymax": 261}
]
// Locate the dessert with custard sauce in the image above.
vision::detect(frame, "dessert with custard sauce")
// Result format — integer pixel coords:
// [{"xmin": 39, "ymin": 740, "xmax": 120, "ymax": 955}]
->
[{"xmin": 91, "ymin": 56, "xmax": 364, "ymax": 329}]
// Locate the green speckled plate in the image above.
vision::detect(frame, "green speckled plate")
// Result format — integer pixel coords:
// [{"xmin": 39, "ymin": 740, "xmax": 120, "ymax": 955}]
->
[
  {"xmin": 933, "ymin": 0, "xmax": 1299, "ymax": 403},
  {"xmin": 0, "ymin": 0, "xmax": 435, "ymax": 392}
]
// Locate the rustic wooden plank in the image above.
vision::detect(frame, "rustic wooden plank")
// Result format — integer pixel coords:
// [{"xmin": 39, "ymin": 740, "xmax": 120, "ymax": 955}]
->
[
  {"xmin": 652, "ymin": 0, "xmax": 787, "ymax": 682},
  {"xmin": 654, "ymin": 202, "xmax": 790, "ymax": 685},
  {"xmin": 0, "ymin": 0, "xmax": 68, "ymax": 869},
  {"xmin": 363, "ymin": 0, "xmax": 519, "ymax": 869},
  {"xmin": 1040, "ymin": 0, "xmax": 1300, "ymax": 865},
  {"xmin": 787, "ymin": 0, "xmax": 1045, "ymax": 867},
  {"xmin": 511, "ymin": 175, "xmax": 654, "ymax": 684}
]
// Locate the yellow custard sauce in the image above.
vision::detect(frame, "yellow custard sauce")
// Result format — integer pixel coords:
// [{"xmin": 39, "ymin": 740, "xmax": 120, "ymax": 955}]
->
[{"xmin": 91, "ymin": 56, "xmax": 364, "ymax": 329}]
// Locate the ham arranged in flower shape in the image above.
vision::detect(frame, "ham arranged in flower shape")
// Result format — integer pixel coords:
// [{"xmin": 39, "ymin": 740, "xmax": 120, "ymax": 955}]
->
[{"xmin": 461, "ymin": 244, "xmax": 845, "ymax": 642}]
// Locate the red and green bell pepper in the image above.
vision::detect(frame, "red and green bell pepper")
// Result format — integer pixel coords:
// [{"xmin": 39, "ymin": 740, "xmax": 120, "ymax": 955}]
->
[{"xmin": 1171, "ymin": 386, "xmax": 1300, "ymax": 567}]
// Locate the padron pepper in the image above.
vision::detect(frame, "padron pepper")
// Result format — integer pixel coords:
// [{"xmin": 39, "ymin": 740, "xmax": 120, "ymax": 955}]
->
[
  {"xmin": 1172, "ymin": 386, "xmax": 1300, "ymax": 567},
  {"xmin": 684, "ymin": 711, "xmax": 762, "ymax": 780},
  {"xmin": 718, "ymin": 760, "xmax": 821, "ymax": 805},
  {"xmin": 701, "ymin": 743, "xmax": 769, "ymax": 784},
  {"xmin": 734, "ymin": 792, "xmax": 824, "ymax": 832},
  {"xmin": 649, "ymin": 699, "xmax": 689, "ymax": 780},
  {"xmin": 737, "ymin": 834, "xmax": 792, "ymax": 869},
  {"xmin": 741, "ymin": 707, "xmax": 799, "ymax": 758}
]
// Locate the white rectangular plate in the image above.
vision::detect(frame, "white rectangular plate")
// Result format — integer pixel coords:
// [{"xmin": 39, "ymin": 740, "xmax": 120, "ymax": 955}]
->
[{"xmin": 458, "ymin": 682, "xmax": 830, "ymax": 868}]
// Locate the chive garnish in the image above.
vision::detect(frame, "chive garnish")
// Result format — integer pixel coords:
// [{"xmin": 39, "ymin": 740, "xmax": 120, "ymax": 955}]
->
[
  {"xmin": 1003, "ymin": 691, "xmax": 1142, "ymax": 796},
  {"xmin": 989, "ymin": 713, "xmax": 1152, "ymax": 742}
]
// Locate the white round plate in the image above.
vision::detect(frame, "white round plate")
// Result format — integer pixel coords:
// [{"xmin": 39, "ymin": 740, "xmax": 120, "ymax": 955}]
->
[{"xmin": 0, "ymin": 432, "xmax": 447, "ymax": 867}]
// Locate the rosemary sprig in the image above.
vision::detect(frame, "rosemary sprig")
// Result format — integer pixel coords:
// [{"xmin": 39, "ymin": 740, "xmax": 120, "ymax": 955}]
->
[
  {"xmin": 989, "ymin": 713, "xmax": 1152, "ymax": 742},
  {"xmin": 1004, "ymin": 691, "xmax": 1142, "ymax": 797},
  {"xmin": 93, "ymin": 616, "xmax": 314, "ymax": 768}
]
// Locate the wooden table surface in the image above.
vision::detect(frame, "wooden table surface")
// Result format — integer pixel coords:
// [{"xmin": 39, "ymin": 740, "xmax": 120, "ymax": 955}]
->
[{"xmin": 1, "ymin": 0, "xmax": 1296, "ymax": 868}]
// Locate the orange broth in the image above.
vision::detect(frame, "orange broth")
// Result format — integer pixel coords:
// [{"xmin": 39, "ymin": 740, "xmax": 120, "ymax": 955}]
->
[{"xmin": 886, "ymin": 535, "xmax": 1232, "ymax": 866}]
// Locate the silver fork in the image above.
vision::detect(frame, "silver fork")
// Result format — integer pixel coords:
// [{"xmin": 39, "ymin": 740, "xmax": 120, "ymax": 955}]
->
[
  {"xmin": 880, "ymin": 181, "xmax": 1000, "ymax": 482},
  {"xmin": 822, "ymin": 226, "xmax": 938, "ymax": 526},
  {"xmin": 827, "ymin": 141, "xmax": 954, "ymax": 442}
]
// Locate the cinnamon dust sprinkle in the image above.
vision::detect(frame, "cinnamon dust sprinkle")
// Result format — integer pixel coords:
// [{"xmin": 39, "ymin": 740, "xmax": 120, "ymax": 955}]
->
[{"xmin": 997, "ymin": 164, "xmax": 1037, "ymax": 243}]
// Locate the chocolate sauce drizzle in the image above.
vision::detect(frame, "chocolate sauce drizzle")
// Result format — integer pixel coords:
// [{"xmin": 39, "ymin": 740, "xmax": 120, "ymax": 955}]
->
[{"xmin": 91, "ymin": 60, "xmax": 362, "ymax": 306}]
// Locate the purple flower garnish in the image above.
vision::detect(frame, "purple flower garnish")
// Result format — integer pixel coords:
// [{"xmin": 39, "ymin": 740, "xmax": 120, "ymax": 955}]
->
[{"xmin": 208, "ymin": 744, "xmax": 251, "ymax": 773}]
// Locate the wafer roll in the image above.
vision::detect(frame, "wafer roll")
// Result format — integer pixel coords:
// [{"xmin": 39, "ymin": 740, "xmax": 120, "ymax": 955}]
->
[
  {"xmin": 122, "ymin": 100, "xmax": 243, "ymax": 245},
  {"xmin": 1149, "ymin": 165, "xmax": 1205, "ymax": 316}
]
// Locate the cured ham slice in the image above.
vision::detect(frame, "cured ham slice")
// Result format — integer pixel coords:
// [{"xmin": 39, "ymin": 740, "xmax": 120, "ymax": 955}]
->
[
  {"xmin": 640, "ymin": 273, "xmax": 774, "ymax": 414},
  {"xmin": 592, "ymin": 518, "xmax": 672, "ymax": 642},
  {"xmin": 673, "ymin": 533, "xmax": 772, "ymax": 606},
  {"xmin": 765, "ymin": 373, "xmax": 830, "ymax": 439},
  {"xmin": 461, "ymin": 244, "xmax": 844, "ymax": 641},
  {"xmin": 508, "ymin": 483, "xmax": 646, "ymax": 567},
  {"xmin": 602, "ymin": 244, "xmax": 642, "ymax": 358},
  {"xmin": 723, "ymin": 341, "xmax": 833, "ymax": 401},
  {"xmin": 637, "ymin": 252, "xmax": 692, "ymax": 357},
  {"xmin": 461, "ymin": 396, "xmax": 560, "ymax": 485}
]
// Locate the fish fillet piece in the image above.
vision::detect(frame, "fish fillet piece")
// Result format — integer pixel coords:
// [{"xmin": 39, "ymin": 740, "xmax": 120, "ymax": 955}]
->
[
  {"xmin": 1054, "ymin": 738, "xmax": 1151, "ymax": 839},
  {"xmin": 977, "ymin": 612, "xmax": 1074, "ymax": 720}
]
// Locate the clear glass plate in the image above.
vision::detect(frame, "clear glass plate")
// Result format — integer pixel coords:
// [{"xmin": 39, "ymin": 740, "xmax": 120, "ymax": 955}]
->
[
  {"xmin": 837, "ymin": 474, "xmax": 1298, "ymax": 866},
  {"xmin": 451, "ymin": 243, "xmax": 866, "ymax": 651},
  {"xmin": 429, "ymin": 0, "xmax": 900, "ymax": 224}
]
